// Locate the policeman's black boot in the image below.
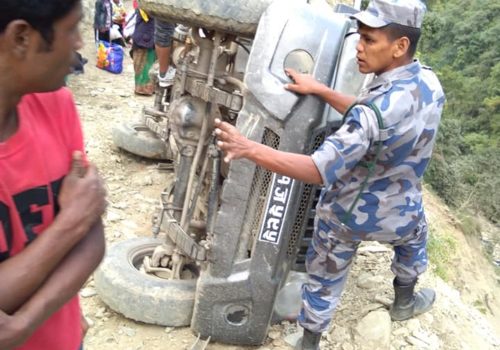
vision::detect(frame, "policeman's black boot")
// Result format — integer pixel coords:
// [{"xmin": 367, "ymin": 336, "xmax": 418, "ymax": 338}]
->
[
  {"xmin": 389, "ymin": 277, "xmax": 436, "ymax": 321},
  {"xmin": 295, "ymin": 328, "xmax": 321, "ymax": 350}
]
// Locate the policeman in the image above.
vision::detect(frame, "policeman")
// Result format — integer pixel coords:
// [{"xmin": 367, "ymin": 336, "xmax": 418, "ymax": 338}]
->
[{"xmin": 215, "ymin": 0, "xmax": 445, "ymax": 349}]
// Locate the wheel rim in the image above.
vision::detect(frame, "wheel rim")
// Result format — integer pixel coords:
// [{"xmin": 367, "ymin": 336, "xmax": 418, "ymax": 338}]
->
[{"xmin": 126, "ymin": 241, "xmax": 199, "ymax": 280}]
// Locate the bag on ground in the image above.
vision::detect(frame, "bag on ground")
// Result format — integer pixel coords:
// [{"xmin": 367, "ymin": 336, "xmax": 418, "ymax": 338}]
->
[{"xmin": 96, "ymin": 41, "xmax": 124, "ymax": 74}]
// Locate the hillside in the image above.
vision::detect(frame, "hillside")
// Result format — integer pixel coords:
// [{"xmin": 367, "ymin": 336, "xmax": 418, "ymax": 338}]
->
[
  {"xmin": 75, "ymin": 1, "xmax": 499, "ymax": 349},
  {"xmin": 72, "ymin": 59, "xmax": 500, "ymax": 347}
]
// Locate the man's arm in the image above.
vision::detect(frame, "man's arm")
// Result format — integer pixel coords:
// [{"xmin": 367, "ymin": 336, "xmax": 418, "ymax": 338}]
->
[
  {"xmin": 285, "ymin": 68, "xmax": 356, "ymax": 115},
  {"xmin": 0, "ymin": 153, "xmax": 107, "ymax": 313},
  {"xmin": 0, "ymin": 220, "xmax": 105, "ymax": 349},
  {"xmin": 214, "ymin": 119, "xmax": 322, "ymax": 185},
  {"xmin": 18, "ymin": 220, "xmax": 105, "ymax": 341},
  {"xmin": 215, "ymin": 103, "xmax": 376, "ymax": 188}
]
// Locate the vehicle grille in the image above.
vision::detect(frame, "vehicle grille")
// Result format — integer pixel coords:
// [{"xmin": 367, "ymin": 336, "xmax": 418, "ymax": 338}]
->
[
  {"xmin": 245, "ymin": 128, "xmax": 280, "ymax": 255},
  {"xmin": 290, "ymin": 131, "xmax": 327, "ymax": 271}
]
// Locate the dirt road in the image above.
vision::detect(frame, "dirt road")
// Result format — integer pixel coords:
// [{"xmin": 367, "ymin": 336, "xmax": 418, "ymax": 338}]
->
[{"xmin": 70, "ymin": 6, "xmax": 500, "ymax": 349}]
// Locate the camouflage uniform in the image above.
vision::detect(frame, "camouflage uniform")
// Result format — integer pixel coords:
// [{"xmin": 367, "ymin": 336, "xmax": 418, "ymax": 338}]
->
[{"xmin": 298, "ymin": 58, "xmax": 445, "ymax": 332}]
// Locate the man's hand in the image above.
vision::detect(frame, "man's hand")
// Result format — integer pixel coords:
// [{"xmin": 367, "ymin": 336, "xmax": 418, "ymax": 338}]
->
[
  {"xmin": 284, "ymin": 68, "xmax": 324, "ymax": 95},
  {"xmin": 286, "ymin": 68, "xmax": 356, "ymax": 115},
  {"xmin": 0, "ymin": 310, "xmax": 31, "ymax": 350},
  {"xmin": 214, "ymin": 119, "xmax": 254, "ymax": 163},
  {"xmin": 55, "ymin": 151, "xmax": 107, "ymax": 238}
]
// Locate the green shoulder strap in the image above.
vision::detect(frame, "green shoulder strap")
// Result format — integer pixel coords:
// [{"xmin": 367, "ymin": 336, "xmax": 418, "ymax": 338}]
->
[{"xmin": 340, "ymin": 102, "xmax": 385, "ymax": 225}]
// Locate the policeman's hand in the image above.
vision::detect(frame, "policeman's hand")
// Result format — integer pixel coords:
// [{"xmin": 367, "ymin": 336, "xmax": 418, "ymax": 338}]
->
[
  {"xmin": 0, "ymin": 309, "xmax": 31, "ymax": 350},
  {"xmin": 56, "ymin": 151, "xmax": 107, "ymax": 237},
  {"xmin": 284, "ymin": 68, "xmax": 323, "ymax": 95},
  {"xmin": 214, "ymin": 119, "xmax": 253, "ymax": 163}
]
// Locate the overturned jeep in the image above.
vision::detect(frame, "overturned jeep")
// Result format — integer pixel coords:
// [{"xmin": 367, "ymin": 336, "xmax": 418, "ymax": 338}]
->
[{"xmin": 96, "ymin": 0, "xmax": 368, "ymax": 345}]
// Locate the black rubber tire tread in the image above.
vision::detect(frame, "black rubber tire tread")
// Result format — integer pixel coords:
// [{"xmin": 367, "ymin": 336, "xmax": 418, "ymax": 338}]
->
[
  {"xmin": 94, "ymin": 237, "xmax": 196, "ymax": 326},
  {"xmin": 140, "ymin": 0, "xmax": 273, "ymax": 37},
  {"xmin": 112, "ymin": 122, "xmax": 170, "ymax": 160}
]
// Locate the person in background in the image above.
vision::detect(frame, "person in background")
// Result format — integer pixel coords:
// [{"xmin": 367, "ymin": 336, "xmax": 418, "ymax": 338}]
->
[
  {"xmin": 95, "ymin": 0, "xmax": 124, "ymax": 46},
  {"xmin": 130, "ymin": 0, "xmax": 176, "ymax": 87},
  {"xmin": 112, "ymin": 0, "xmax": 126, "ymax": 27},
  {"xmin": 94, "ymin": 0, "xmax": 112, "ymax": 41},
  {"xmin": 131, "ymin": 9, "xmax": 156, "ymax": 95},
  {"xmin": 111, "ymin": 0, "xmax": 126, "ymax": 39},
  {"xmin": 0, "ymin": 0, "xmax": 107, "ymax": 349},
  {"xmin": 215, "ymin": 1, "xmax": 444, "ymax": 349},
  {"xmin": 154, "ymin": 20, "xmax": 176, "ymax": 87}
]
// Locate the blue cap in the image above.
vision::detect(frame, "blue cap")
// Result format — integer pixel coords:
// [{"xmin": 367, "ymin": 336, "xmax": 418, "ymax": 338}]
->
[{"xmin": 351, "ymin": 0, "xmax": 427, "ymax": 29}]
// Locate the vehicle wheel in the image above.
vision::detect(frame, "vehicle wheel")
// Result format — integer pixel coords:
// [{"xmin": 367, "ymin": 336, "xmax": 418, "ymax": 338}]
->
[
  {"xmin": 140, "ymin": 0, "xmax": 272, "ymax": 36},
  {"xmin": 112, "ymin": 122, "xmax": 171, "ymax": 160},
  {"xmin": 94, "ymin": 237, "xmax": 197, "ymax": 326}
]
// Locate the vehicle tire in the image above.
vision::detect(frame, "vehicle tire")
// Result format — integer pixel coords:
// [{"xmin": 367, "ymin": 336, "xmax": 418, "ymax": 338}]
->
[
  {"xmin": 140, "ymin": 0, "xmax": 272, "ymax": 37},
  {"xmin": 112, "ymin": 122, "xmax": 171, "ymax": 160},
  {"xmin": 94, "ymin": 237, "xmax": 197, "ymax": 326}
]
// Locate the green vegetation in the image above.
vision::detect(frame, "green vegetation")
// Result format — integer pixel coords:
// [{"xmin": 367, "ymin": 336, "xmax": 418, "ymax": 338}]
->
[
  {"xmin": 473, "ymin": 299, "xmax": 488, "ymax": 315},
  {"xmin": 421, "ymin": 0, "xmax": 500, "ymax": 222},
  {"xmin": 427, "ymin": 224, "xmax": 457, "ymax": 280},
  {"xmin": 458, "ymin": 212, "xmax": 482, "ymax": 237}
]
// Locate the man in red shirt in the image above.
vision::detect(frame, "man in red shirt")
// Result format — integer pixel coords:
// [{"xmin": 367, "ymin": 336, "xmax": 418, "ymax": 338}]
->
[{"xmin": 0, "ymin": 1, "xmax": 107, "ymax": 349}]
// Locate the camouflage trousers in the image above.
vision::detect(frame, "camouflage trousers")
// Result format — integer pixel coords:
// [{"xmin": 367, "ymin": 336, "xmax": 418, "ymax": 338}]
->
[{"xmin": 297, "ymin": 215, "xmax": 428, "ymax": 333}]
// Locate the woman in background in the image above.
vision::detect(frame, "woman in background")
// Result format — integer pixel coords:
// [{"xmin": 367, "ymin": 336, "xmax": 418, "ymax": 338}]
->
[
  {"xmin": 95, "ymin": 0, "xmax": 125, "ymax": 46},
  {"xmin": 112, "ymin": 0, "xmax": 127, "ymax": 36},
  {"xmin": 131, "ymin": 9, "xmax": 156, "ymax": 95}
]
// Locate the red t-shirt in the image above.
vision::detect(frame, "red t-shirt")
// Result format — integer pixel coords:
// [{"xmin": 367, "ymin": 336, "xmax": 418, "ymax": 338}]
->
[{"xmin": 0, "ymin": 88, "xmax": 84, "ymax": 350}]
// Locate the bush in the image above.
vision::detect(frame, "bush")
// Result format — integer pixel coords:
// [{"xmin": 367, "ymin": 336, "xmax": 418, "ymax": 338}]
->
[
  {"xmin": 427, "ymin": 226, "xmax": 457, "ymax": 281},
  {"xmin": 424, "ymin": 118, "xmax": 467, "ymax": 208},
  {"xmin": 458, "ymin": 212, "xmax": 482, "ymax": 238},
  {"xmin": 425, "ymin": 117, "xmax": 500, "ymax": 223},
  {"xmin": 420, "ymin": 0, "xmax": 499, "ymax": 223},
  {"xmin": 460, "ymin": 150, "xmax": 500, "ymax": 222}
]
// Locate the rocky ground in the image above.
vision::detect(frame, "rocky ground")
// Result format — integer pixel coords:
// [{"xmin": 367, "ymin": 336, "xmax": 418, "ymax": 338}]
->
[{"xmin": 71, "ymin": 2, "xmax": 500, "ymax": 349}]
